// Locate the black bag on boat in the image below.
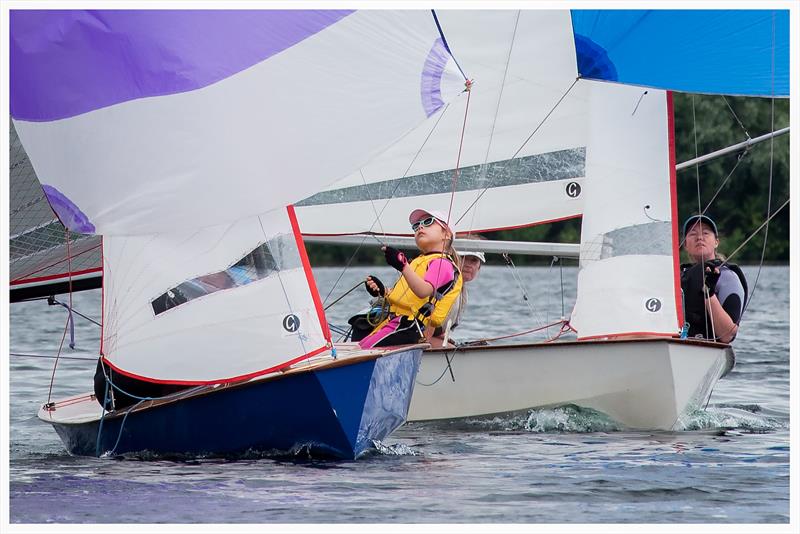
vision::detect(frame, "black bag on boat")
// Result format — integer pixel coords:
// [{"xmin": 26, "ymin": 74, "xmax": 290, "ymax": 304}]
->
[
  {"xmin": 347, "ymin": 300, "xmax": 389, "ymax": 342},
  {"xmin": 348, "ymin": 313, "xmax": 375, "ymax": 342}
]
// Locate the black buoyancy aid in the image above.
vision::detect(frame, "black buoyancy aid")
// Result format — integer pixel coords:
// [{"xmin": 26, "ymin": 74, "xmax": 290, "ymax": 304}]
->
[{"xmin": 680, "ymin": 259, "xmax": 748, "ymax": 339}]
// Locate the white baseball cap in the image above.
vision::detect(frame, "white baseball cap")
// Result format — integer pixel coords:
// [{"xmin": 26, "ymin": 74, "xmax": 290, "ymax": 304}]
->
[{"xmin": 461, "ymin": 250, "xmax": 486, "ymax": 263}]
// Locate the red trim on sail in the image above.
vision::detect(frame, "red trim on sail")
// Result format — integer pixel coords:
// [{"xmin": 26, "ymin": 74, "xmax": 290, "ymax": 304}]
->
[
  {"xmin": 301, "ymin": 213, "xmax": 583, "ymax": 238},
  {"xmin": 100, "ymin": 345, "xmax": 330, "ymax": 386},
  {"xmin": 100, "ymin": 237, "xmax": 105, "ymax": 356},
  {"xmin": 577, "ymin": 331, "xmax": 676, "ymax": 342},
  {"xmin": 666, "ymin": 91, "xmax": 684, "ymax": 329},
  {"xmin": 286, "ymin": 204, "xmax": 332, "ymax": 342},
  {"xmin": 10, "ymin": 266, "xmax": 103, "ymax": 286}
]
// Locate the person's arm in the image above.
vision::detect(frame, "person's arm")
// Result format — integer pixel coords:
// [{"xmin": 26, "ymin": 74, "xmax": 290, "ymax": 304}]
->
[
  {"xmin": 400, "ymin": 263, "xmax": 435, "ymax": 298},
  {"xmin": 704, "ymin": 295, "xmax": 738, "ymax": 343}
]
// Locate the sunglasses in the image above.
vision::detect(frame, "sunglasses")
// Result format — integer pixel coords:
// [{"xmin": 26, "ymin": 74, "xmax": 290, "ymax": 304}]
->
[{"xmin": 411, "ymin": 216, "xmax": 439, "ymax": 232}]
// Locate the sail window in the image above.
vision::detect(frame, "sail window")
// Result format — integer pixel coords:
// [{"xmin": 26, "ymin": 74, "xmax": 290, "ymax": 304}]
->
[
  {"xmin": 151, "ymin": 234, "xmax": 299, "ymax": 315},
  {"xmin": 581, "ymin": 221, "xmax": 672, "ymax": 263}
]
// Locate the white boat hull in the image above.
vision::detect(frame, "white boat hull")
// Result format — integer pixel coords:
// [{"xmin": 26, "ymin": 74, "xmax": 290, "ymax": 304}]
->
[{"xmin": 408, "ymin": 338, "xmax": 734, "ymax": 430}]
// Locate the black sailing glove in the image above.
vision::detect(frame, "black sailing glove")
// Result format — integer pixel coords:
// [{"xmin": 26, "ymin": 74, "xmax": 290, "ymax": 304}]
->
[
  {"xmin": 383, "ymin": 246, "xmax": 408, "ymax": 272},
  {"xmin": 703, "ymin": 260, "xmax": 722, "ymax": 295},
  {"xmin": 365, "ymin": 275, "xmax": 386, "ymax": 297}
]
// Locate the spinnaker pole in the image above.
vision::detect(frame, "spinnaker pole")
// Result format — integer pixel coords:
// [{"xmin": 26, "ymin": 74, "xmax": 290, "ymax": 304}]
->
[{"xmin": 676, "ymin": 127, "xmax": 789, "ymax": 171}]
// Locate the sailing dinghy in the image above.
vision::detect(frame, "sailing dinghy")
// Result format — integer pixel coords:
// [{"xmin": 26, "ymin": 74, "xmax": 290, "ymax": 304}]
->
[
  {"xmin": 297, "ymin": 10, "xmax": 787, "ymax": 430},
  {"xmin": 10, "ymin": 10, "xmax": 474, "ymax": 458}
]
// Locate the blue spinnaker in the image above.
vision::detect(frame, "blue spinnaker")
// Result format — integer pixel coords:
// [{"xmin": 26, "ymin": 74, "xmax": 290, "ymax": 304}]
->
[{"xmin": 571, "ymin": 10, "xmax": 789, "ymax": 97}]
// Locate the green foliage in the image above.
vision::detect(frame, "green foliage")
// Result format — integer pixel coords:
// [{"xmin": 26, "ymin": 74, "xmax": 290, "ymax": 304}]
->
[
  {"xmin": 673, "ymin": 93, "xmax": 789, "ymax": 262},
  {"xmin": 307, "ymin": 94, "xmax": 789, "ymax": 266}
]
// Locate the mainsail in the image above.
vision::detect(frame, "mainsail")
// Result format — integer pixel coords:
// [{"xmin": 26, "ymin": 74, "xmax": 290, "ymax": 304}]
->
[
  {"xmin": 10, "ymin": 122, "xmax": 102, "ymax": 302},
  {"xmin": 295, "ymin": 11, "xmax": 589, "ymax": 236},
  {"xmin": 294, "ymin": 9, "xmax": 789, "ymax": 237},
  {"xmin": 11, "ymin": 10, "xmax": 464, "ymax": 383}
]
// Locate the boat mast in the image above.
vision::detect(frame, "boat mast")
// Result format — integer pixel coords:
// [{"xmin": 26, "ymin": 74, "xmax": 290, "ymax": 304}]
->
[{"xmin": 676, "ymin": 127, "xmax": 789, "ymax": 171}]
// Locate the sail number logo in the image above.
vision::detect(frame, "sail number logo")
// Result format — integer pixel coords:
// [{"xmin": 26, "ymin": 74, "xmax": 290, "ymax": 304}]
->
[
  {"xmin": 282, "ymin": 314, "xmax": 300, "ymax": 333},
  {"xmin": 645, "ymin": 298, "xmax": 662, "ymax": 313},
  {"xmin": 566, "ymin": 182, "xmax": 582, "ymax": 198}
]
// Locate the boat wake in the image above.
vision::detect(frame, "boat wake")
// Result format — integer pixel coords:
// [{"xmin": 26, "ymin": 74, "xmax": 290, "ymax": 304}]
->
[
  {"xmin": 408, "ymin": 403, "xmax": 784, "ymax": 434},
  {"xmin": 677, "ymin": 404, "xmax": 785, "ymax": 432},
  {"xmin": 369, "ymin": 441, "xmax": 419, "ymax": 456}
]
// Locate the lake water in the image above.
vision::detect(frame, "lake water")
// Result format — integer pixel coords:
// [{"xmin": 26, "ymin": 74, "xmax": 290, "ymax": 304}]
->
[{"xmin": 8, "ymin": 265, "xmax": 791, "ymax": 524}]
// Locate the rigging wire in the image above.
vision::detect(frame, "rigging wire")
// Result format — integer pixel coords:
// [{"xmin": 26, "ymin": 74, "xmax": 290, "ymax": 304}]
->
[
  {"xmin": 321, "ymin": 103, "xmax": 453, "ymax": 306},
  {"xmin": 719, "ymin": 198, "xmax": 788, "ymax": 267},
  {"xmin": 454, "ymin": 77, "xmax": 579, "ymax": 227},
  {"xmin": 722, "ymin": 96, "xmax": 751, "ymax": 139},
  {"xmin": 466, "ymin": 10, "xmax": 520, "ymax": 234},
  {"xmin": 359, "ymin": 169, "xmax": 387, "ymax": 242},
  {"xmin": 689, "ymin": 94, "xmax": 715, "ymax": 339},
  {"xmin": 678, "ymin": 151, "xmax": 746, "ymax": 249},
  {"xmin": 743, "ymin": 18, "xmax": 778, "ymax": 317}
]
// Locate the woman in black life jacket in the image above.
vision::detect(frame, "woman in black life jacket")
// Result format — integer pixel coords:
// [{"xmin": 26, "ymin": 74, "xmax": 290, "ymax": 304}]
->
[{"xmin": 680, "ymin": 215, "xmax": 747, "ymax": 343}]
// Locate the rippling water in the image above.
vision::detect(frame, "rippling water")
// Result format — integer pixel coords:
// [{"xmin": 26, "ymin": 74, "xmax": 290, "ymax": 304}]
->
[{"xmin": 9, "ymin": 265, "xmax": 790, "ymax": 523}]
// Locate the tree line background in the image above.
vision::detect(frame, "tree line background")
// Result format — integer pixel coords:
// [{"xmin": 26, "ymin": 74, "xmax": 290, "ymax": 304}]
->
[{"xmin": 306, "ymin": 93, "xmax": 790, "ymax": 266}]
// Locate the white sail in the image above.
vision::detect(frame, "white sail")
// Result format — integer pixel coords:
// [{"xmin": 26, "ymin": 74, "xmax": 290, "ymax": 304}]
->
[
  {"xmin": 296, "ymin": 11, "xmax": 588, "ymax": 236},
  {"xmin": 569, "ymin": 82, "xmax": 681, "ymax": 340},
  {"xmin": 9, "ymin": 122, "xmax": 102, "ymax": 299},
  {"xmin": 101, "ymin": 207, "xmax": 329, "ymax": 383},
  {"xmin": 10, "ymin": 10, "xmax": 465, "ymax": 383},
  {"xmin": 11, "ymin": 10, "xmax": 463, "ymax": 236}
]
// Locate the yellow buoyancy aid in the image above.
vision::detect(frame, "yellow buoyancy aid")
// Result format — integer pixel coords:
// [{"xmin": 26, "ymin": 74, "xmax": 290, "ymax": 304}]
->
[{"xmin": 384, "ymin": 252, "xmax": 463, "ymax": 328}]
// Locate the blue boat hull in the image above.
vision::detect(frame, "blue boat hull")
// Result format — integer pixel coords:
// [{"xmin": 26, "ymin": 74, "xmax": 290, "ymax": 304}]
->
[{"xmin": 48, "ymin": 347, "xmax": 422, "ymax": 460}]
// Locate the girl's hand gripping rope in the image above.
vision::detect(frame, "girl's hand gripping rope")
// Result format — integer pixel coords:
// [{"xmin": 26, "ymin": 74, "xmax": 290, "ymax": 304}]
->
[{"xmin": 365, "ymin": 276, "xmax": 385, "ymax": 297}]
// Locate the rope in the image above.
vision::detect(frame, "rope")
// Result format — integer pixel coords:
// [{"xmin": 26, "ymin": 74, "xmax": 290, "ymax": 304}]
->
[
  {"xmin": 472, "ymin": 319, "xmax": 567, "ymax": 344},
  {"xmin": 323, "ymin": 281, "xmax": 364, "ymax": 311},
  {"xmin": 48, "ymin": 296, "xmax": 101, "ymax": 326},
  {"xmin": 415, "ymin": 348, "xmax": 458, "ymax": 387},
  {"xmin": 47, "ymin": 229, "xmax": 74, "ymax": 404},
  {"xmin": 502, "ymin": 252, "xmax": 545, "ymax": 327},
  {"xmin": 445, "ymin": 81, "xmax": 472, "ymax": 226}
]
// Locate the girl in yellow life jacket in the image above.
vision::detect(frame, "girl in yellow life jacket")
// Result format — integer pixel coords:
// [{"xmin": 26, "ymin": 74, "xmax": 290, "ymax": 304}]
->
[{"xmin": 358, "ymin": 209, "xmax": 463, "ymax": 349}]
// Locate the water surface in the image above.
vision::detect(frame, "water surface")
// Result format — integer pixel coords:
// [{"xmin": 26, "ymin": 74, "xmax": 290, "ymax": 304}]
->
[{"xmin": 9, "ymin": 265, "xmax": 790, "ymax": 523}]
